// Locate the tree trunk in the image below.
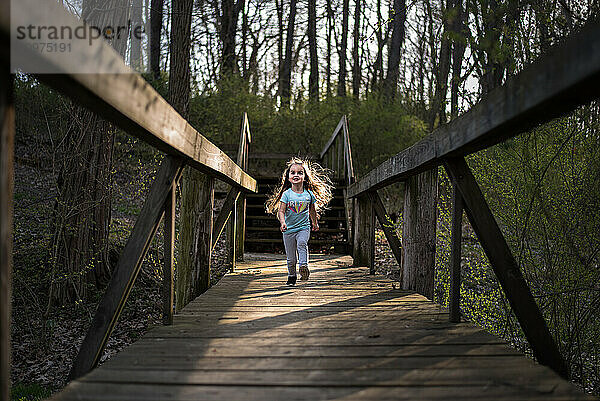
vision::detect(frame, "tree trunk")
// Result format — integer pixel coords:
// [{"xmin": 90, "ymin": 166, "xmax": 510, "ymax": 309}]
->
[
  {"xmin": 428, "ymin": 0, "xmax": 452, "ymax": 128},
  {"xmin": 479, "ymin": 0, "xmax": 506, "ymax": 95},
  {"xmin": 280, "ymin": 0, "xmax": 296, "ymax": 107},
  {"xmin": 220, "ymin": 0, "xmax": 244, "ymax": 76},
  {"xmin": 370, "ymin": 0, "xmax": 384, "ymax": 93},
  {"xmin": 337, "ymin": 0, "xmax": 350, "ymax": 97},
  {"xmin": 402, "ymin": 169, "xmax": 438, "ymax": 299},
  {"xmin": 276, "ymin": 0, "xmax": 284, "ymax": 92},
  {"xmin": 131, "ymin": 0, "xmax": 143, "ymax": 70},
  {"xmin": 150, "ymin": 0, "xmax": 164, "ymax": 79},
  {"xmin": 308, "ymin": 0, "xmax": 319, "ymax": 102},
  {"xmin": 168, "ymin": 0, "xmax": 193, "ymax": 116},
  {"xmin": 326, "ymin": 0, "xmax": 333, "ymax": 97},
  {"xmin": 241, "ymin": 1, "xmax": 248, "ymax": 79},
  {"xmin": 48, "ymin": 0, "xmax": 129, "ymax": 307},
  {"xmin": 383, "ymin": 0, "xmax": 406, "ymax": 100},
  {"xmin": 352, "ymin": 0, "xmax": 361, "ymax": 99},
  {"xmin": 450, "ymin": 0, "xmax": 466, "ymax": 119}
]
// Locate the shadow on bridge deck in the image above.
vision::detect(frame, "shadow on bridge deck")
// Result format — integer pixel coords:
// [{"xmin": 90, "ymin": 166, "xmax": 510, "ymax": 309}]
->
[{"xmin": 51, "ymin": 254, "xmax": 592, "ymax": 400}]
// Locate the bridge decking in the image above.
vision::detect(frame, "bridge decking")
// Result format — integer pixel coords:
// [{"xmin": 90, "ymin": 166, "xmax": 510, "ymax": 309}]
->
[{"xmin": 52, "ymin": 254, "xmax": 591, "ymax": 400}]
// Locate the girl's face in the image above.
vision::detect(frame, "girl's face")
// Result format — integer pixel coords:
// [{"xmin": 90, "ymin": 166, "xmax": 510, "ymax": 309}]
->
[{"xmin": 288, "ymin": 163, "xmax": 305, "ymax": 186}]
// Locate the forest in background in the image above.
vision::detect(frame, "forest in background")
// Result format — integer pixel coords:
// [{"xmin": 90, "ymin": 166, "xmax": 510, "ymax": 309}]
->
[{"xmin": 9, "ymin": 0, "xmax": 600, "ymax": 398}]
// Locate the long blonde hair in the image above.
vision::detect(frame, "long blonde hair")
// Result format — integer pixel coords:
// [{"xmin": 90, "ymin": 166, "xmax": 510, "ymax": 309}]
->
[{"xmin": 265, "ymin": 157, "xmax": 333, "ymax": 215}]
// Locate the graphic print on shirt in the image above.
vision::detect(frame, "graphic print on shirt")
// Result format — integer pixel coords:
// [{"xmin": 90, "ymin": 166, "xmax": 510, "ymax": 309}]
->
[{"xmin": 288, "ymin": 200, "xmax": 310, "ymax": 214}]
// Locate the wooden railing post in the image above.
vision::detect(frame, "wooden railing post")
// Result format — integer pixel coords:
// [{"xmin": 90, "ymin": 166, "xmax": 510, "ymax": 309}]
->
[
  {"xmin": 162, "ymin": 183, "xmax": 176, "ymax": 325},
  {"xmin": 235, "ymin": 113, "xmax": 250, "ymax": 262},
  {"xmin": 235, "ymin": 194, "xmax": 246, "ymax": 262},
  {"xmin": 402, "ymin": 170, "xmax": 437, "ymax": 299},
  {"xmin": 353, "ymin": 193, "xmax": 375, "ymax": 273},
  {"xmin": 449, "ymin": 184, "xmax": 463, "ymax": 323},
  {"xmin": 1, "ymin": 70, "xmax": 14, "ymax": 401},
  {"xmin": 226, "ymin": 199, "xmax": 237, "ymax": 272}
]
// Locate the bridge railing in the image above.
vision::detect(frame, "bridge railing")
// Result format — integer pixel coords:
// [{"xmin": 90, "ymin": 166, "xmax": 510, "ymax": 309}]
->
[
  {"xmin": 320, "ymin": 116, "xmax": 356, "ymax": 248},
  {"xmin": 320, "ymin": 115, "xmax": 355, "ymax": 186},
  {"xmin": 0, "ymin": 0, "xmax": 258, "ymax": 392},
  {"xmin": 346, "ymin": 22, "xmax": 600, "ymax": 380}
]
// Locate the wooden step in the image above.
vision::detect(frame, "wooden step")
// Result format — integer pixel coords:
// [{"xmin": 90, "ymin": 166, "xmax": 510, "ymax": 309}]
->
[
  {"xmin": 247, "ymin": 227, "xmax": 347, "ymax": 233},
  {"xmin": 246, "ymin": 238, "xmax": 350, "ymax": 245},
  {"xmin": 247, "ymin": 215, "xmax": 346, "ymax": 221}
]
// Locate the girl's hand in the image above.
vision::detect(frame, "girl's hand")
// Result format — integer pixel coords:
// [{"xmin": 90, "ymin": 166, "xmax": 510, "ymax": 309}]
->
[
  {"xmin": 312, "ymin": 221, "xmax": 319, "ymax": 231},
  {"xmin": 280, "ymin": 222, "xmax": 287, "ymax": 232}
]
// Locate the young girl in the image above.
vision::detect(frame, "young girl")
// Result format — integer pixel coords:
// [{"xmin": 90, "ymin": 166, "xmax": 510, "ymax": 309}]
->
[{"xmin": 266, "ymin": 158, "xmax": 333, "ymax": 285}]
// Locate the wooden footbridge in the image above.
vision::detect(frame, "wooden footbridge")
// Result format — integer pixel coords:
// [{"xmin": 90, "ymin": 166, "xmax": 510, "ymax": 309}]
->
[
  {"xmin": 2, "ymin": 2, "xmax": 600, "ymax": 400},
  {"xmin": 51, "ymin": 254, "xmax": 590, "ymax": 400}
]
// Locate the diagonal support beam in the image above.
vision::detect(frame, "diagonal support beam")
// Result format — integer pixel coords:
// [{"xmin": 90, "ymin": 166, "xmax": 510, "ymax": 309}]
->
[
  {"xmin": 368, "ymin": 191, "xmax": 402, "ymax": 279},
  {"xmin": 69, "ymin": 155, "xmax": 185, "ymax": 380},
  {"xmin": 212, "ymin": 187, "xmax": 240, "ymax": 253},
  {"xmin": 444, "ymin": 157, "xmax": 568, "ymax": 379}
]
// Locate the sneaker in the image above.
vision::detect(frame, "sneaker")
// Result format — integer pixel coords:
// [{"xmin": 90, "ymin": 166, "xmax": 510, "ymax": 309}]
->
[
  {"xmin": 299, "ymin": 265, "xmax": 310, "ymax": 281},
  {"xmin": 286, "ymin": 275, "xmax": 297, "ymax": 286}
]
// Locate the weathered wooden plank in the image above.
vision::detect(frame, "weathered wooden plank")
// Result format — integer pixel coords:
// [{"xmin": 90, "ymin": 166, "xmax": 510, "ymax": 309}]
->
[
  {"xmin": 353, "ymin": 194, "xmax": 375, "ymax": 273},
  {"xmin": 369, "ymin": 191, "xmax": 402, "ymax": 275},
  {"xmin": 0, "ymin": 69, "xmax": 13, "ymax": 401},
  {"xmin": 162, "ymin": 184, "xmax": 176, "ymax": 325},
  {"xmin": 3, "ymin": 0, "xmax": 256, "ymax": 192},
  {"xmin": 50, "ymin": 381, "xmax": 591, "ymax": 401},
  {"xmin": 347, "ymin": 21, "xmax": 600, "ymax": 198},
  {"xmin": 449, "ymin": 185, "xmax": 463, "ymax": 323},
  {"xmin": 444, "ymin": 157, "xmax": 568, "ymax": 379},
  {"xmin": 81, "ymin": 366, "xmax": 566, "ymax": 388},
  {"xmin": 69, "ymin": 156, "xmax": 185, "ymax": 380},
  {"xmin": 121, "ymin": 343, "xmax": 521, "ymax": 358},
  {"xmin": 211, "ymin": 187, "xmax": 240, "ymax": 252}
]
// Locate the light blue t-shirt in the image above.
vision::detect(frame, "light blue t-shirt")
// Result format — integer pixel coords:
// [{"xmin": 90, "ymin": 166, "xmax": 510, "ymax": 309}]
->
[{"xmin": 280, "ymin": 188, "xmax": 316, "ymax": 234}]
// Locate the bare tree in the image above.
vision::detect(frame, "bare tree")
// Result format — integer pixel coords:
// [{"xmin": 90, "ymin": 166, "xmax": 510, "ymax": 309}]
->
[
  {"xmin": 352, "ymin": 0, "xmax": 361, "ymax": 99},
  {"xmin": 308, "ymin": 0, "xmax": 319, "ymax": 102},
  {"xmin": 338, "ymin": 0, "xmax": 349, "ymax": 97},
  {"xmin": 219, "ymin": 0, "xmax": 245, "ymax": 76},
  {"xmin": 150, "ymin": 0, "xmax": 164, "ymax": 78},
  {"xmin": 131, "ymin": 0, "xmax": 143, "ymax": 70},
  {"xmin": 280, "ymin": 0, "xmax": 297, "ymax": 107},
  {"xmin": 383, "ymin": 0, "xmax": 406, "ymax": 100},
  {"xmin": 326, "ymin": 0, "xmax": 333, "ymax": 96}
]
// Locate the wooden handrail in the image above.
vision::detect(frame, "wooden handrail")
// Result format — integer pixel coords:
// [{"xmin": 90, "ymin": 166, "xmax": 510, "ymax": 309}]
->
[
  {"xmin": 347, "ymin": 21, "xmax": 600, "ymax": 198},
  {"xmin": 2, "ymin": 0, "xmax": 257, "ymax": 193},
  {"xmin": 320, "ymin": 115, "xmax": 356, "ymax": 185},
  {"xmin": 320, "ymin": 117, "xmax": 345, "ymax": 159},
  {"xmin": 341, "ymin": 21, "xmax": 600, "ymax": 381},
  {"xmin": 1, "ymin": 0, "xmax": 260, "ymax": 382}
]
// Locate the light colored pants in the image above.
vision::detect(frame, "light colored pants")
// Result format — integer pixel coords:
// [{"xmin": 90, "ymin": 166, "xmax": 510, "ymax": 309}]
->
[{"xmin": 283, "ymin": 228, "xmax": 310, "ymax": 276}]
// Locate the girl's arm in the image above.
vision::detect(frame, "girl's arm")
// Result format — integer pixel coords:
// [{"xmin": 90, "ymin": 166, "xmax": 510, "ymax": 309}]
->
[
  {"xmin": 278, "ymin": 202, "xmax": 287, "ymax": 232},
  {"xmin": 309, "ymin": 203, "xmax": 319, "ymax": 231}
]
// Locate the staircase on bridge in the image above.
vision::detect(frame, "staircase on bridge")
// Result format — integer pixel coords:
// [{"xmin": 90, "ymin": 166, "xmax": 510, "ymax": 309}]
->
[{"xmin": 244, "ymin": 175, "xmax": 351, "ymax": 254}]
